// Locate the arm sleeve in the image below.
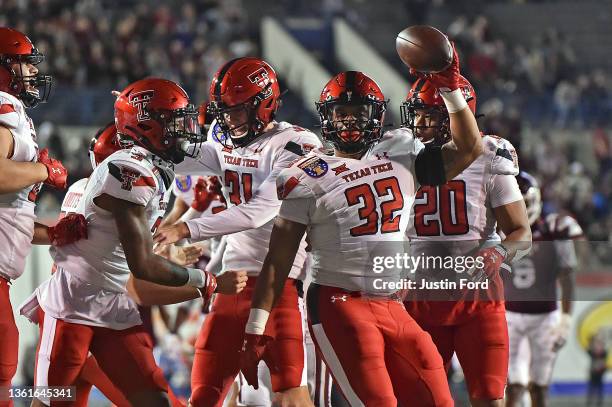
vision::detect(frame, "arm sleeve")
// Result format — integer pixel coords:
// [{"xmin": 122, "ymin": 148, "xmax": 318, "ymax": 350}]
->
[
  {"xmin": 489, "ymin": 174, "xmax": 523, "ymax": 208},
  {"xmin": 173, "ymin": 142, "xmax": 221, "ymax": 176},
  {"xmin": 184, "ymin": 143, "xmax": 305, "ymax": 240},
  {"xmin": 415, "ymin": 145, "xmax": 446, "ymax": 186},
  {"xmin": 0, "ymin": 95, "xmax": 20, "ymax": 130},
  {"xmin": 278, "ymin": 197, "xmax": 315, "ymax": 225}
]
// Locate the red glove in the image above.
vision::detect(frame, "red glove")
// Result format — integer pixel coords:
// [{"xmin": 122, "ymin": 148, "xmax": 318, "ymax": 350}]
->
[
  {"xmin": 469, "ymin": 245, "xmax": 508, "ymax": 282},
  {"xmin": 410, "ymin": 42, "xmax": 461, "ymax": 92},
  {"xmin": 38, "ymin": 148, "xmax": 68, "ymax": 189},
  {"xmin": 48, "ymin": 213, "xmax": 88, "ymax": 246},
  {"xmin": 191, "ymin": 178, "xmax": 215, "ymax": 212},
  {"xmin": 239, "ymin": 333, "xmax": 274, "ymax": 389}
]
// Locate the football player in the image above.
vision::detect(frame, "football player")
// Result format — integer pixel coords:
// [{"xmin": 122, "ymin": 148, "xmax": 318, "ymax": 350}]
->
[
  {"xmin": 401, "ymin": 75, "xmax": 532, "ymax": 407},
  {"xmin": 0, "ymin": 27, "xmax": 68, "ymax": 400},
  {"xmin": 152, "ymin": 57, "xmax": 322, "ymax": 407},
  {"xmin": 504, "ymin": 171, "xmax": 581, "ymax": 407},
  {"xmin": 22, "ymin": 123, "xmax": 194, "ymax": 407},
  {"xmin": 29, "ymin": 78, "xmax": 246, "ymax": 407},
  {"xmin": 241, "ymin": 48, "xmax": 484, "ymax": 406}
]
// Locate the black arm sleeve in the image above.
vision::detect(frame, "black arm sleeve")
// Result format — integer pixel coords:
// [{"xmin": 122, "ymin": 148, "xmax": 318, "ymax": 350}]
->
[{"xmin": 415, "ymin": 145, "xmax": 446, "ymax": 186}]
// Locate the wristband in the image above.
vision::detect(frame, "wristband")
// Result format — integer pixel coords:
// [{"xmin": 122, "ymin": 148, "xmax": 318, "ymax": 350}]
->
[
  {"xmin": 187, "ymin": 267, "xmax": 205, "ymax": 288},
  {"xmin": 245, "ymin": 308, "xmax": 270, "ymax": 335},
  {"xmin": 440, "ymin": 88, "xmax": 468, "ymax": 113}
]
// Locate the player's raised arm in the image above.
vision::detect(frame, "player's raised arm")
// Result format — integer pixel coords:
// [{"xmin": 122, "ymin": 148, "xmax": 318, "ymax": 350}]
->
[{"xmin": 424, "ymin": 45, "xmax": 483, "ymax": 183}]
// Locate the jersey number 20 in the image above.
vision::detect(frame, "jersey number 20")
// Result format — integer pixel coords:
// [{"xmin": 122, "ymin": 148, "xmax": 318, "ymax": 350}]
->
[
  {"xmin": 414, "ymin": 180, "xmax": 468, "ymax": 236},
  {"xmin": 345, "ymin": 177, "xmax": 404, "ymax": 236}
]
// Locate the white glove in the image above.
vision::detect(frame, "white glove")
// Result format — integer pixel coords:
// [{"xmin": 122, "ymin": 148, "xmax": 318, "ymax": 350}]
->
[{"xmin": 552, "ymin": 313, "xmax": 572, "ymax": 351}]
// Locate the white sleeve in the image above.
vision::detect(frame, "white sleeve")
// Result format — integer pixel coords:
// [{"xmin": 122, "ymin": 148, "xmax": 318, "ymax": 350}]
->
[
  {"xmin": 173, "ymin": 142, "xmax": 221, "ymax": 176},
  {"xmin": 488, "ymin": 174, "xmax": 523, "ymax": 209},
  {"xmin": 184, "ymin": 145, "xmax": 303, "ymax": 240},
  {"xmin": 278, "ymin": 197, "xmax": 315, "ymax": 225},
  {"xmin": 0, "ymin": 95, "xmax": 20, "ymax": 130}
]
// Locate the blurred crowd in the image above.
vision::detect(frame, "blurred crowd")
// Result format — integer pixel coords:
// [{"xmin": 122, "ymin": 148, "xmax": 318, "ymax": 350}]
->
[
  {"xmin": 2, "ymin": 0, "xmax": 611, "ymax": 249},
  {"xmin": 0, "ymin": 0, "xmax": 255, "ymax": 103},
  {"xmin": 446, "ymin": 14, "xmax": 612, "ymax": 128}
]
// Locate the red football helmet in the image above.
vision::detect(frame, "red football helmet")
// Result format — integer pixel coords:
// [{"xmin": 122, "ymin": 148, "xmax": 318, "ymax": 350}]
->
[
  {"xmin": 400, "ymin": 75, "xmax": 476, "ymax": 145},
  {"xmin": 88, "ymin": 122, "xmax": 122, "ymax": 170},
  {"xmin": 0, "ymin": 27, "xmax": 52, "ymax": 108},
  {"xmin": 207, "ymin": 57, "xmax": 281, "ymax": 147},
  {"xmin": 114, "ymin": 77, "xmax": 201, "ymax": 163},
  {"xmin": 316, "ymin": 71, "xmax": 387, "ymax": 154}
]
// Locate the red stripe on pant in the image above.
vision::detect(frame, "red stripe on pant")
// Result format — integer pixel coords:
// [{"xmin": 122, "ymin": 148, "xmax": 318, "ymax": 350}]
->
[
  {"xmin": 306, "ymin": 284, "xmax": 453, "ymax": 407},
  {"xmin": 190, "ymin": 277, "xmax": 305, "ymax": 407},
  {"xmin": 0, "ymin": 279, "xmax": 17, "ymax": 407}
]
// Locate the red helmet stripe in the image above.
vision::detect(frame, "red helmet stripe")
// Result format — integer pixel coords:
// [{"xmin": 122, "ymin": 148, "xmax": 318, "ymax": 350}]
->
[{"xmin": 214, "ymin": 58, "xmax": 240, "ymax": 102}]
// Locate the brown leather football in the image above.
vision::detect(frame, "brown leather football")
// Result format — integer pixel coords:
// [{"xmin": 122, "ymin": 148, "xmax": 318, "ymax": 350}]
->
[{"xmin": 396, "ymin": 25, "xmax": 453, "ymax": 73}]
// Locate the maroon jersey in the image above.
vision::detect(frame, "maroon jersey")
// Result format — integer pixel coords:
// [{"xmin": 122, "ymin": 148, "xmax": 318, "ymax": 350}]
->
[{"xmin": 504, "ymin": 213, "xmax": 582, "ymax": 314}]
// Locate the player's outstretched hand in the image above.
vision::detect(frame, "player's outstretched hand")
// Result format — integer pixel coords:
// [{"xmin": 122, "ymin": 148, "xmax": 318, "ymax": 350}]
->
[
  {"xmin": 154, "ymin": 243, "xmax": 203, "ymax": 266},
  {"xmin": 38, "ymin": 148, "xmax": 68, "ymax": 189},
  {"xmin": 153, "ymin": 222, "xmax": 190, "ymax": 245},
  {"xmin": 216, "ymin": 270, "xmax": 248, "ymax": 294},
  {"xmin": 48, "ymin": 213, "xmax": 88, "ymax": 246},
  {"xmin": 239, "ymin": 333, "xmax": 273, "ymax": 389}
]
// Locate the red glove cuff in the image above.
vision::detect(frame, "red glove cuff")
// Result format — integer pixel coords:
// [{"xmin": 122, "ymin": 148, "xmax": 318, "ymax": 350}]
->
[{"xmin": 196, "ymin": 271, "xmax": 218, "ymax": 304}]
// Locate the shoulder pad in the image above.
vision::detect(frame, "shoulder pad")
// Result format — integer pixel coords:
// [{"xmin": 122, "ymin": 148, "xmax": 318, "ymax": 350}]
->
[
  {"xmin": 0, "ymin": 92, "xmax": 21, "ymax": 129},
  {"xmin": 69, "ymin": 178, "xmax": 89, "ymax": 194},
  {"xmin": 371, "ymin": 127, "xmax": 424, "ymax": 158},
  {"xmin": 484, "ymin": 135, "xmax": 519, "ymax": 175},
  {"xmin": 107, "ymin": 161, "xmax": 157, "ymax": 191},
  {"xmin": 545, "ymin": 213, "xmax": 584, "ymax": 239}
]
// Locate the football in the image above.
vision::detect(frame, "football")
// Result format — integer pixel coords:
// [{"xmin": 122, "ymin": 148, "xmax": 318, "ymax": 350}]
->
[{"xmin": 396, "ymin": 25, "xmax": 453, "ymax": 73}]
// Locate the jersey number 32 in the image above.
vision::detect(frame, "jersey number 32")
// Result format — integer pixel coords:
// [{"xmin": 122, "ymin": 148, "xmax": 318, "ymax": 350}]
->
[{"xmin": 345, "ymin": 177, "xmax": 404, "ymax": 236}]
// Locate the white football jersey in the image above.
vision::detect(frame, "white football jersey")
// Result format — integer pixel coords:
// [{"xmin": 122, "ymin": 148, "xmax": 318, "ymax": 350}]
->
[
  {"xmin": 406, "ymin": 135, "xmax": 521, "ymax": 242},
  {"xmin": 0, "ymin": 91, "xmax": 41, "ymax": 279},
  {"xmin": 36, "ymin": 146, "xmax": 173, "ymax": 329},
  {"xmin": 276, "ymin": 128, "xmax": 425, "ymax": 294},
  {"xmin": 176, "ymin": 121, "xmax": 322, "ymax": 279}
]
